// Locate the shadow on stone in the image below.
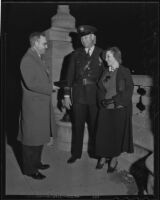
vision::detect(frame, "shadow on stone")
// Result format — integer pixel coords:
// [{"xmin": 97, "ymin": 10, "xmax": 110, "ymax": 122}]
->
[
  {"xmin": 129, "ymin": 152, "xmax": 152, "ymax": 195},
  {"xmin": 6, "ymin": 59, "xmax": 23, "ymax": 173}
]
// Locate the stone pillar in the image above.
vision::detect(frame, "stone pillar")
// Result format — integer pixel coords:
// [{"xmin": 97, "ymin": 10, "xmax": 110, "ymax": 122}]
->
[{"xmin": 44, "ymin": 5, "xmax": 76, "ymax": 114}]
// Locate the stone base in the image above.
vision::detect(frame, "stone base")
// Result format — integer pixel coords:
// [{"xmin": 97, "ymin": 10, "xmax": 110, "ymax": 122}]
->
[{"xmin": 56, "ymin": 121, "xmax": 88, "ymax": 152}]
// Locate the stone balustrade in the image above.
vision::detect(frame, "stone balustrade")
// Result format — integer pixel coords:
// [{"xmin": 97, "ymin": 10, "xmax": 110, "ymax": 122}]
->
[
  {"xmin": 132, "ymin": 75, "xmax": 153, "ymax": 152},
  {"xmin": 117, "ymin": 75, "xmax": 154, "ymax": 170}
]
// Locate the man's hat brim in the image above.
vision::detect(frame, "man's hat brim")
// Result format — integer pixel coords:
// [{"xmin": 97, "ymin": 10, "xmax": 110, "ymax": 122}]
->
[
  {"xmin": 78, "ymin": 25, "xmax": 97, "ymax": 37},
  {"xmin": 79, "ymin": 31, "xmax": 95, "ymax": 37}
]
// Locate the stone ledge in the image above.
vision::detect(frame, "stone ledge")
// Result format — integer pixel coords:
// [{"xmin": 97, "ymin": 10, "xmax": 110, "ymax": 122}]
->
[
  {"xmin": 132, "ymin": 75, "xmax": 153, "ymax": 86},
  {"xmin": 132, "ymin": 123, "xmax": 153, "ymax": 152},
  {"xmin": 132, "ymin": 113, "xmax": 152, "ymax": 128}
]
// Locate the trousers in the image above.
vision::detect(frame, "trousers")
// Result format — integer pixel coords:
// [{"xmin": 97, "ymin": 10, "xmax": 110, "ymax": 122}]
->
[
  {"xmin": 22, "ymin": 144, "xmax": 43, "ymax": 175},
  {"xmin": 71, "ymin": 103, "xmax": 98, "ymax": 158}
]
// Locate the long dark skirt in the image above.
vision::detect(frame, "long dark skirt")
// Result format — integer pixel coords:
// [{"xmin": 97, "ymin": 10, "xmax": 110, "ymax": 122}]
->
[{"xmin": 96, "ymin": 107, "xmax": 132, "ymax": 158}]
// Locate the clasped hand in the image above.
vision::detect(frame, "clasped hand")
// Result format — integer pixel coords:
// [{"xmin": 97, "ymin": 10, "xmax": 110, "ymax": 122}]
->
[
  {"xmin": 63, "ymin": 96, "xmax": 72, "ymax": 109},
  {"xmin": 52, "ymin": 84, "xmax": 60, "ymax": 91},
  {"xmin": 101, "ymin": 99, "xmax": 114, "ymax": 107}
]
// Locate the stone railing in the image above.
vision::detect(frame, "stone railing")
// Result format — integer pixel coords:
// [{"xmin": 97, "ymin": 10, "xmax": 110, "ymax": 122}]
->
[
  {"xmin": 118, "ymin": 75, "xmax": 154, "ymax": 170},
  {"xmin": 132, "ymin": 75, "xmax": 153, "ymax": 152},
  {"xmin": 54, "ymin": 75, "xmax": 154, "ymax": 170}
]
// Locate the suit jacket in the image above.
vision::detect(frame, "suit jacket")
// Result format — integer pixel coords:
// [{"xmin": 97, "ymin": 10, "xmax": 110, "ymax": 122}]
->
[
  {"xmin": 64, "ymin": 46, "xmax": 104, "ymax": 104},
  {"xmin": 18, "ymin": 48, "xmax": 53, "ymax": 146}
]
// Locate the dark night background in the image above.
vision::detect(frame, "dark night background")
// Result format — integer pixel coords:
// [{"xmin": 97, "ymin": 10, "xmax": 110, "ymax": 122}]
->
[
  {"xmin": 1, "ymin": 2, "xmax": 159, "ymax": 196},
  {"xmin": 1, "ymin": 2, "xmax": 159, "ymax": 144},
  {"xmin": 3, "ymin": 2, "xmax": 159, "ymax": 73}
]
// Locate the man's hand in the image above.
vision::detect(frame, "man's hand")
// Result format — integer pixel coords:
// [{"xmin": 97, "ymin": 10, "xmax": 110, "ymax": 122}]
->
[
  {"xmin": 52, "ymin": 84, "xmax": 60, "ymax": 91},
  {"xmin": 63, "ymin": 96, "xmax": 72, "ymax": 109}
]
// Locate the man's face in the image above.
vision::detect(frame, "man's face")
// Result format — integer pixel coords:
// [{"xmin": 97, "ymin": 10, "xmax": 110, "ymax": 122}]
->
[
  {"xmin": 35, "ymin": 36, "xmax": 48, "ymax": 55},
  {"xmin": 81, "ymin": 34, "xmax": 95, "ymax": 48}
]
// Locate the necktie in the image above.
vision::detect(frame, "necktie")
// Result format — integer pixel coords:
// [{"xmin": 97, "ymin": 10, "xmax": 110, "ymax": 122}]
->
[{"xmin": 87, "ymin": 48, "xmax": 91, "ymax": 56}]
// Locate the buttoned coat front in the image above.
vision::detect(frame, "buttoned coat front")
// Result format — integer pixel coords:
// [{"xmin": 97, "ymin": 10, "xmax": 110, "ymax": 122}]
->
[
  {"xmin": 65, "ymin": 47, "xmax": 104, "ymax": 104},
  {"xmin": 18, "ymin": 48, "xmax": 53, "ymax": 146}
]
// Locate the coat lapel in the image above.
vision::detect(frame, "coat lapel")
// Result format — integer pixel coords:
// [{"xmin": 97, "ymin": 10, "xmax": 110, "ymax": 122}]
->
[
  {"xmin": 99, "ymin": 68, "xmax": 108, "ymax": 91},
  {"xmin": 90, "ymin": 46, "xmax": 96, "ymax": 58},
  {"xmin": 86, "ymin": 47, "xmax": 97, "ymax": 67},
  {"xmin": 28, "ymin": 48, "xmax": 49, "ymax": 78},
  {"xmin": 115, "ymin": 66, "xmax": 124, "ymax": 92}
]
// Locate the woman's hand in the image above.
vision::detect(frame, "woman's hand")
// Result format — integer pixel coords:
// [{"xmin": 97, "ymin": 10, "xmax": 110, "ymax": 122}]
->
[{"xmin": 101, "ymin": 99, "xmax": 114, "ymax": 107}]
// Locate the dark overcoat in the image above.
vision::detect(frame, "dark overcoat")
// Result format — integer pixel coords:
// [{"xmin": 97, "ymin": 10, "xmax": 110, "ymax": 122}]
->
[
  {"xmin": 64, "ymin": 47, "xmax": 104, "ymax": 104},
  {"xmin": 97, "ymin": 65, "xmax": 134, "ymax": 153},
  {"xmin": 18, "ymin": 48, "xmax": 53, "ymax": 146}
]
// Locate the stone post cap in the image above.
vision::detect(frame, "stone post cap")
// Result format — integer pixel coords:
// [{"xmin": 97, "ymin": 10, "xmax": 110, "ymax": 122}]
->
[{"xmin": 51, "ymin": 5, "xmax": 76, "ymax": 30}]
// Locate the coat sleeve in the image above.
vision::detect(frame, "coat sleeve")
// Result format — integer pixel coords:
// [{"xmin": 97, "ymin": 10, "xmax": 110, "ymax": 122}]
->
[
  {"xmin": 64, "ymin": 52, "xmax": 76, "ymax": 96},
  {"xmin": 20, "ymin": 56, "xmax": 52, "ymax": 96},
  {"xmin": 112, "ymin": 68, "xmax": 134, "ymax": 106}
]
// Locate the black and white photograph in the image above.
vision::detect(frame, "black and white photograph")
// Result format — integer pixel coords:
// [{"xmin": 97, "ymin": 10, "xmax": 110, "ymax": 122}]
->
[{"xmin": 1, "ymin": 1, "xmax": 159, "ymax": 199}]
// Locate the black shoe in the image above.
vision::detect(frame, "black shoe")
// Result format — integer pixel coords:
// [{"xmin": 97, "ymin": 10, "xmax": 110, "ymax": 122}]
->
[
  {"xmin": 28, "ymin": 172, "xmax": 46, "ymax": 180},
  {"xmin": 38, "ymin": 164, "xmax": 50, "ymax": 170},
  {"xmin": 95, "ymin": 158, "xmax": 111, "ymax": 169},
  {"xmin": 96, "ymin": 159, "xmax": 106, "ymax": 169},
  {"xmin": 107, "ymin": 160, "xmax": 118, "ymax": 173},
  {"xmin": 96, "ymin": 162, "xmax": 105, "ymax": 169},
  {"xmin": 67, "ymin": 156, "xmax": 79, "ymax": 164}
]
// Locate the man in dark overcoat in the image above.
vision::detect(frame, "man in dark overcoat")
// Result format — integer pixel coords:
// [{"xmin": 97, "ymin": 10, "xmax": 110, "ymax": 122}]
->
[
  {"xmin": 64, "ymin": 25, "xmax": 104, "ymax": 163},
  {"xmin": 18, "ymin": 32, "xmax": 58, "ymax": 179}
]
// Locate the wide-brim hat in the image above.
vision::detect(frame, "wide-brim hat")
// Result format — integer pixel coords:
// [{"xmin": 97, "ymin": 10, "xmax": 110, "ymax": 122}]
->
[{"xmin": 77, "ymin": 25, "xmax": 97, "ymax": 37}]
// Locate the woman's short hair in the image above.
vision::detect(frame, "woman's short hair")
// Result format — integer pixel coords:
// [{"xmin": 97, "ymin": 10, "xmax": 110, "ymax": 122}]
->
[{"xmin": 102, "ymin": 46, "xmax": 122, "ymax": 64}]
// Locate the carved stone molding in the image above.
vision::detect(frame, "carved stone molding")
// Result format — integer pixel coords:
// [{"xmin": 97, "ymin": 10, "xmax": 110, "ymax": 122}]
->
[{"xmin": 51, "ymin": 5, "xmax": 76, "ymax": 30}]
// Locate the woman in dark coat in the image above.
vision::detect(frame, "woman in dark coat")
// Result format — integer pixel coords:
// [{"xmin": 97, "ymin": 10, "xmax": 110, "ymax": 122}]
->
[{"xmin": 95, "ymin": 46, "xmax": 134, "ymax": 172}]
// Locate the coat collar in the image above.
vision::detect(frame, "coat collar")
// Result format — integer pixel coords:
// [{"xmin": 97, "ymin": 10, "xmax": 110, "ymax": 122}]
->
[
  {"xmin": 27, "ymin": 48, "xmax": 41, "ymax": 60},
  {"xmin": 80, "ymin": 46, "xmax": 97, "ymax": 58},
  {"xmin": 85, "ymin": 45, "xmax": 95, "ymax": 55},
  {"xmin": 27, "ymin": 48, "xmax": 49, "ymax": 78}
]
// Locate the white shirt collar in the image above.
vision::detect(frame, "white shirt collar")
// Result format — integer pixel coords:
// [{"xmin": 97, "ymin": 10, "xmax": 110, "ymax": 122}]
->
[
  {"xmin": 109, "ymin": 66, "xmax": 119, "ymax": 72},
  {"xmin": 85, "ymin": 46, "xmax": 95, "ymax": 55}
]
